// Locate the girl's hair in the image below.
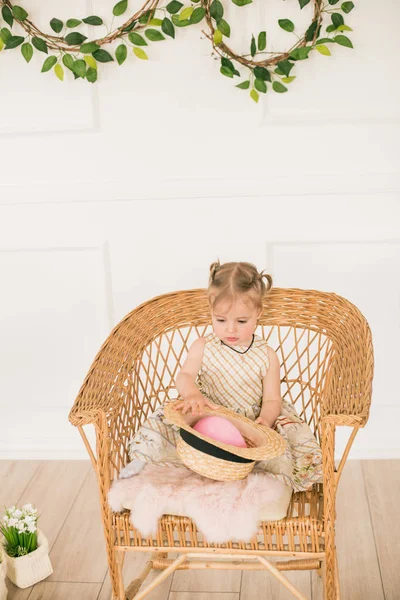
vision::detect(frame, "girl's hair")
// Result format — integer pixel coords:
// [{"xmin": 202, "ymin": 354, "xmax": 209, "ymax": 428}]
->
[{"xmin": 208, "ymin": 261, "xmax": 273, "ymax": 311}]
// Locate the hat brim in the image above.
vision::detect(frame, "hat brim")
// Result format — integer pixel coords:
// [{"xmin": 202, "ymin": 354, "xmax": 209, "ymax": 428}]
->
[{"xmin": 164, "ymin": 400, "xmax": 286, "ymax": 461}]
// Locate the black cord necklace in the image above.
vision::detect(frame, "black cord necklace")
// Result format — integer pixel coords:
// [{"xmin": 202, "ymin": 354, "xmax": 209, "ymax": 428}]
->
[{"xmin": 221, "ymin": 334, "xmax": 255, "ymax": 355}]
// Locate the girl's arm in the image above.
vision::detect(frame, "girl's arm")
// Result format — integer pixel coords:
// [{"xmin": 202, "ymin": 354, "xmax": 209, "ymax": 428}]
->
[
  {"xmin": 256, "ymin": 347, "xmax": 282, "ymax": 427},
  {"xmin": 174, "ymin": 338, "xmax": 220, "ymax": 415}
]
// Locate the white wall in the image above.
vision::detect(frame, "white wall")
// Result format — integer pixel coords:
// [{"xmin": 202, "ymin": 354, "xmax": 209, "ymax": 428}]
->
[{"xmin": 0, "ymin": 0, "xmax": 399, "ymax": 460}]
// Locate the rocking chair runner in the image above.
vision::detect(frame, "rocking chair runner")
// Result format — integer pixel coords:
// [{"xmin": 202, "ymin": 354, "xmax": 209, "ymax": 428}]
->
[{"xmin": 68, "ymin": 288, "xmax": 374, "ymax": 600}]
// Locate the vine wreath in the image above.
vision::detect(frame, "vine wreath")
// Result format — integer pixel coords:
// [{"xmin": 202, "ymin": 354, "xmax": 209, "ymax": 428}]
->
[{"xmin": 0, "ymin": 0, "xmax": 355, "ymax": 102}]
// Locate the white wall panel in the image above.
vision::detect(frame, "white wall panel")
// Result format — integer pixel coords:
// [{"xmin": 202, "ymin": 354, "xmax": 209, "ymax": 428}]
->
[
  {"xmin": 0, "ymin": 244, "xmax": 112, "ymax": 457},
  {"xmin": 0, "ymin": 0, "xmax": 399, "ymax": 458}
]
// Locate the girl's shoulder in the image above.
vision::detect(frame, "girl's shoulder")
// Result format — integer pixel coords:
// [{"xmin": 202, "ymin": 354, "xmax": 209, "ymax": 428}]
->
[
  {"xmin": 253, "ymin": 334, "xmax": 270, "ymax": 350},
  {"xmin": 253, "ymin": 335, "xmax": 277, "ymax": 363}
]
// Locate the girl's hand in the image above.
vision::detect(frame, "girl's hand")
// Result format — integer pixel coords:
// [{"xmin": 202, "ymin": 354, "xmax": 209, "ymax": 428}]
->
[
  {"xmin": 174, "ymin": 394, "xmax": 221, "ymax": 415},
  {"xmin": 255, "ymin": 416, "xmax": 270, "ymax": 427}
]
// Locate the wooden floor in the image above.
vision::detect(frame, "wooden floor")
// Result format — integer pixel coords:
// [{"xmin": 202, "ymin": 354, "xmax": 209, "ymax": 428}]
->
[{"xmin": 0, "ymin": 460, "xmax": 399, "ymax": 600}]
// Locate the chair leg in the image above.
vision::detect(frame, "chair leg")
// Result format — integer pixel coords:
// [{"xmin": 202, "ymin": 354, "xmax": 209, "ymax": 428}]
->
[
  {"xmin": 104, "ymin": 538, "xmax": 125, "ymax": 600},
  {"xmin": 324, "ymin": 538, "xmax": 340, "ymax": 600},
  {"xmin": 115, "ymin": 550, "xmax": 126, "ymax": 600}
]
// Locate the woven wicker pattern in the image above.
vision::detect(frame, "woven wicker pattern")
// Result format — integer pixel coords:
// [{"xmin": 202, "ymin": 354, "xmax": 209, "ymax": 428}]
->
[{"xmin": 68, "ymin": 288, "xmax": 374, "ymax": 600}]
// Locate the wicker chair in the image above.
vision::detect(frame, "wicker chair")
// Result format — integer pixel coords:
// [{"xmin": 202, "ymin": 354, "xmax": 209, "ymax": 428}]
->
[{"xmin": 68, "ymin": 288, "xmax": 374, "ymax": 600}]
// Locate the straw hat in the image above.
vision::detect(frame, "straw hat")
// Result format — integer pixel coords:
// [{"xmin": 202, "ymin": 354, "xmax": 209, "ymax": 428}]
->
[{"xmin": 164, "ymin": 401, "xmax": 286, "ymax": 482}]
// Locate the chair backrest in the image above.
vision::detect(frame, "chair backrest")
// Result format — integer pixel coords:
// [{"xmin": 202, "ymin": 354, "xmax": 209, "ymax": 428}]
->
[{"xmin": 72, "ymin": 288, "xmax": 373, "ymax": 476}]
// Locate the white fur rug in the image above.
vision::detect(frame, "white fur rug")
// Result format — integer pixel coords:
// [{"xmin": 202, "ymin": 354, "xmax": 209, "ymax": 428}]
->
[{"xmin": 108, "ymin": 464, "xmax": 288, "ymax": 544}]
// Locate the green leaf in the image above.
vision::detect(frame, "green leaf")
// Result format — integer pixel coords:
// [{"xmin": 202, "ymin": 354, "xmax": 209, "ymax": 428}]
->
[
  {"xmin": 133, "ymin": 46, "xmax": 148, "ymax": 59},
  {"xmin": 210, "ymin": 0, "xmax": 223, "ymax": 19},
  {"xmin": 217, "ymin": 19, "xmax": 230, "ymax": 37},
  {"xmin": 149, "ymin": 18, "xmax": 163, "ymax": 26},
  {"xmin": 341, "ymin": 1, "xmax": 354, "ymax": 13},
  {"xmin": 214, "ymin": 29, "xmax": 223, "ymax": 44},
  {"xmin": 113, "ymin": 0, "xmax": 128, "ymax": 16},
  {"xmin": 87, "ymin": 67, "xmax": 97, "ymax": 82},
  {"xmin": 328, "ymin": 0, "xmax": 340, "ymax": 4},
  {"xmin": 129, "ymin": 32, "xmax": 147, "ymax": 45},
  {"xmin": 116, "ymin": 43, "xmax": 127, "ymax": 64},
  {"xmin": 333, "ymin": 34, "xmax": 353, "ymax": 48},
  {"xmin": 315, "ymin": 44, "xmax": 331, "ymax": 55},
  {"xmin": 171, "ymin": 15, "xmax": 190, "ymax": 26},
  {"xmin": 66, "ymin": 19, "xmax": 82, "ymax": 28},
  {"xmin": 281, "ymin": 76, "xmax": 296, "ymax": 83},
  {"xmin": 236, "ymin": 80, "xmax": 250, "ymax": 89},
  {"xmin": 54, "ymin": 64, "xmax": 64, "ymax": 81},
  {"xmin": 12, "ymin": 6, "xmax": 28, "ymax": 21},
  {"xmin": 298, "ymin": 0, "xmax": 311, "ymax": 7},
  {"xmin": 62, "ymin": 53, "xmax": 74, "ymax": 70},
  {"xmin": 337, "ymin": 24, "xmax": 353, "ymax": 31},
  {"xmin": 331, "ymin": 13, "xmax": 344, "ymax": 28},
  {"xmin": 41, "ymin": 55, "xmax": 57, "ymax": 72},
  {"xmin": 276, "ymin": 60, "xmax": 293, "ymax": 77},
  {"xmin": 162, "ymin": 18, "xmax": 175, "ymax": 38},
  {"xmin": 32, "ymin": 37, "xmax": 48, "ymax": 53},
  {"xmin": 250, "ymin": 35, "xmax": 256, "ymax": 57},
  {"xmin": 272, "ymin": 81, "xmax": 288, "ymax": 93},
  {"xmin": 63, "ymin": 54, "xmax": 76, "ymax": 70},
  {"xmin": 250, "ymin": 89, "xmax": 259, "ymax": 103},
  {"xmin": 80, "ymin": 42, "xmax": 100, "ymax": 53},
  {"xmin": 180, "ymin": 7, "xmax": 193, "ymax": 20},
  {"xmin": 139, "ymin": 10, "xmax": 155, "ymax": 24},
  {"xmin": 220, "ymin": 65, "xmax": 233, "ymax": 78},
  {"xmin": 326, "ymin": 24, "xmax": 336, "ymax": 33},
  {"xmin": 21, "ymin": 42, "xmax": 33, "ymax": 62},
  {"xmin": 122, "ymin": 20, "xmax": 137, "ymax": 32},
  {"xmin": 2, "ymin": 6, "xmax": 13, "ymax": 28},
  {"xmin": 258, "ymin": 31, "xmax": 266, "ymax": 51},
  {"xmin": 305, "ymin": 19, "xmax": 320, "ymax": 42},
  {"xmin": 221, "ymin": 57, "xmax": 235, "ymax": 71},
  {"xmin": 316, "ymin": 37, "xmax": 334, "ymax": 44},
  {"xmin": 84, "ymin": 55, "xmax": 97, "ymax": 69},
  {"xmin": 254, "ymin": 79, "xmax": 267, "ymax": 93},
  {"xmin": 220, "ymin": 57, "xmax": 239, "ymax": 75},
  {"xmin": 83, "ymin": 16, "xmax": 104, "ymax": 25},
  {"xmin": 145, "ymin": 29, "xmax": 165, "ymax": 41},
  {"xmin": 278, "ymin": 19, "xmax": 294, "ymax": 33},
  {"xmin": 73, "ymin": 59, "xmax": 87, "ymax": 77},
  {"xmin": 254, "ymin": 66, "xmax": 271, "ymax": 81},
  {"xmin": 190, "ymin": 7, "xmax": 205, "ymax": 23},
  {"xmin": 93, "ymin": 49, "xmax": 114, "ymax": 62},
  {"xmin": 50, "ymin": 18, "xmax": 63, "ymax": 33},
  {"xmin": 166, "ymin": 1, "xmax": 183, "ymax": 14},
  {"xmin": 231, "ymin": 0, "xmax": 252, "ymax": 5},
  {"xmin": 5, "ymin": 35, "xmax": 24, "ymax": 49},
  {"xmin": 65, "ymin": 32, "xmax": 87, "ymax": 45},
  {"xmin": 1, "ymin": 28, "xmax": 12, "ymax": 43},
  {"xmin": 289, "ymin": 46, "xmax": 311, "ymax": 60}
]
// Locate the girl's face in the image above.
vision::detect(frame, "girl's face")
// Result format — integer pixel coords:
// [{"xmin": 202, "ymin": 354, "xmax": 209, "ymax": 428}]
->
[{"xmin": 211, "ymin": 296, "xmax": 261, "ymax": 347}]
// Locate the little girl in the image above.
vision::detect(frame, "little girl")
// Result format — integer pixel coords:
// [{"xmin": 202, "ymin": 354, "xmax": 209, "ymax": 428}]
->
[{"xmin": 121, "ymin": 261, "xmax": 323, "ymax": 492}]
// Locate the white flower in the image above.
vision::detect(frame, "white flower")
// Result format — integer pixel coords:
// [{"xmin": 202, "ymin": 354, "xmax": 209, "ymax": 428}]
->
[
  {"xmin": 27, "ymin": 523, "xmax": 36, "ymax": 533},
  {"xmin": 22, "ymin": 504, "xmax": 34, "ymax": 512},
  {"xmin": 24, "ymin": 515, "xmax": 36, "ymax": 524},
  {"xmin": 7, "ymin": 518, "xmax": 18, "ymax": 528},
  {"xmin": 13, "ymin": 509, "xmax": 22, "ymax": 519}
]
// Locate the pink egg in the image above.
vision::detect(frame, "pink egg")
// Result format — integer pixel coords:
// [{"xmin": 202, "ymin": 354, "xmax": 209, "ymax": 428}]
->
[{"xmin": 193, "ymin": 416, "xmax": 247, "ymax": 448}]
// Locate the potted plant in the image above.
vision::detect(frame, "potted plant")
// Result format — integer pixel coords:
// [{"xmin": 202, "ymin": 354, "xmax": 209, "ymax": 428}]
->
[
  {"xmin": 0, "ymin": 505, "xmax": 53, "ymax": 589},
  {"xmin": 0, "ymin": 546, "xmax": 7, "ymax": 600}
]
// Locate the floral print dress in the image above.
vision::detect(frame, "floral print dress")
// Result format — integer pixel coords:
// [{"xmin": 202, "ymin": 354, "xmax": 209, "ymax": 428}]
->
[{"xmin": 127, "ymin": 333, "xmax": 323, "ymax": 492}]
